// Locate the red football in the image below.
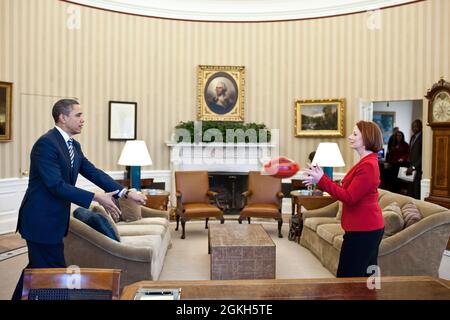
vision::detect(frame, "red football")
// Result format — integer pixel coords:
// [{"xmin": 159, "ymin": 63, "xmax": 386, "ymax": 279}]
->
[{"xmin": 263, "ymin": 156, "xmax": 300, "ymax": 179}]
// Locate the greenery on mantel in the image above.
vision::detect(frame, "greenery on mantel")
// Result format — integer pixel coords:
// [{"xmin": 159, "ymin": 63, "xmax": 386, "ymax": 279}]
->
[{"xmin": 174, "ymin": 121, "xmax": 272, "ymax": 143}]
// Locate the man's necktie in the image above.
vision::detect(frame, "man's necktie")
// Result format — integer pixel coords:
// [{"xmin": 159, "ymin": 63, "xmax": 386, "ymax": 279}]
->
[{"xmin": 68, "ymin": 138, "xmax": 74, "ymax": 168}]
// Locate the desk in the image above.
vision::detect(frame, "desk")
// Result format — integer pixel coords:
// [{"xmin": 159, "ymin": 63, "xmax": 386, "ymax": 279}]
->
[
  {"xmin": 141, "ymin": 189, "xmax": 170, "ymax": 211},
  {"xmin": 290, "ymin": 191, "xmax": 337, "ymax": 216},
  {"xmin": 115, "ymin": 178, "xmax": 154, "ymax": 189},
  {"xmin": 121, "ymin": 276, "xmax": 450, "ymax": 300}
]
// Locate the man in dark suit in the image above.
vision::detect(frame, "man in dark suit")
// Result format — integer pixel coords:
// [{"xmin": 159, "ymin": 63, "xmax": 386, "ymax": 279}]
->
[
  {"xmin": 406, "ymin": 119, "xmax": 423, "ymax": 199},
  {"xmin": 11, "ymin": 99, "xmax": 146, "ymax": 300}
]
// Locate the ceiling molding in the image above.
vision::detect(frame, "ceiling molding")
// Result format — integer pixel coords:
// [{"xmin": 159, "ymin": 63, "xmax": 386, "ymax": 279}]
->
[{"xmin": 62, "ymin": 0, "xmax": 420, "ymax": 22}]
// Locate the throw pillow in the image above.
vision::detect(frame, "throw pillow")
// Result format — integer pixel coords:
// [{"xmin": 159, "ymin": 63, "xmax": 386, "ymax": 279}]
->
[
  {"xmin": 401, "ymin": 202, "xmax": 423, "ymax": 228},
  {"xmin": 119, "ymin": 189, "xmax": 142, "ymax": 222},
  {"xmin": 73, "ymin": 207, "xmax": 120, "ymax": 242},
  {"xmin": 91, "ymin": 205, "xmax": 121, "ymax": 241},
  {"xmin": 336, "ymin": 201, "xmax": 343, "ymax": 220},
  {"xmin": 382, "ymin": 202, "xmax": 405, "ymax": 237}
]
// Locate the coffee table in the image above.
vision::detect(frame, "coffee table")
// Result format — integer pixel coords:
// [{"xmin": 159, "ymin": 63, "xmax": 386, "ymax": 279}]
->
[{"xmin": 208, "ymin": 224, "xmax": 275, "ymax": 280}]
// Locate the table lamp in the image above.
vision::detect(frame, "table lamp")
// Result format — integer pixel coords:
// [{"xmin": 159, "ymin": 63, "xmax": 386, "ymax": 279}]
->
[
  {"xmin": 311, "ymin": 142, "xmax": 345, "ymax": 180},
  {"xmin": 118, "ymin": 140, "xmax": 152, "ymax": 191}
]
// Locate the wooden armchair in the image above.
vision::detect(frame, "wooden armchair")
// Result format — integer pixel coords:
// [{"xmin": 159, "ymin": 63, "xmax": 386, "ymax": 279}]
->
[
  {"xmin": 238, "ymin": 171, "xmax": 284, "ymax": 237},
  {"xmin": 22, "ymin": 268, "xmax": 121, "ymax": 300},
  {"xmin": 175, "ymin": 171, "xmax": 225, "ymax": 239}
]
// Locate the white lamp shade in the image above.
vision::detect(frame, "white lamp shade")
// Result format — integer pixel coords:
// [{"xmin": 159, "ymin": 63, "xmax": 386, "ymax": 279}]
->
[
  {"xmin": 118, "ymin": 140, "xmax": 152, "ymax": 166},
  {"xmin": 311, "ymin": 142, "xmax": 345, "ymax": 167}
]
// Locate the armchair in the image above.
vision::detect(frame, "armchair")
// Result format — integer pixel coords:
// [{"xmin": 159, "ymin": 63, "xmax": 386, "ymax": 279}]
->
[
  {"xmin": 175, "ymin": 171, "xmax": 225, "ymax": 239},
  {"xmin": 238, "ymin": 171, "xmax": 284, "ymax": 237}
]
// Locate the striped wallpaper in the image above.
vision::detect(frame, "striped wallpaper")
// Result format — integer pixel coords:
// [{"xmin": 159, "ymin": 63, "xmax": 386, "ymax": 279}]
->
[{"xmin": 0, "ymin": 0, "xmax": 448, "ymax": 179}]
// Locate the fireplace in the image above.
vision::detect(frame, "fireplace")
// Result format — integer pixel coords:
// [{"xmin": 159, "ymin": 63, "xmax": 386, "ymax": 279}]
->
[
  {"xmin": 166, "ymin": 141, "xmax": 279, "ymax": 211},
  {"xmin": 208, "ymin": 172, "xmax": 248, "ymax": 215}
]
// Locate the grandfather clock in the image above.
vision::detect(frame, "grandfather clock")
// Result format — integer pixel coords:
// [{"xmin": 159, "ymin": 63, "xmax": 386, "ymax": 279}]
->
[{"xmin": 424, "ymin": 78, "xmax": 450, "ymax": 210}]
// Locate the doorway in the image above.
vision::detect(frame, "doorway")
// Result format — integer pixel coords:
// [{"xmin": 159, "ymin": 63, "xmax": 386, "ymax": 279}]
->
[{"xmin": 372, "ymin": 100, "xmax": 423, "ymax": 196}]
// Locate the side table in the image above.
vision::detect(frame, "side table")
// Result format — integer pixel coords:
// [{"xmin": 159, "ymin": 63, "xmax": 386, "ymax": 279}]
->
[
  {"xmin": 289, "ymin": 190, "xmax": 337, "ymax": 242},
  {"xmin": 141, "ymin": 189, "xmax": 170, "ymax": 211}
]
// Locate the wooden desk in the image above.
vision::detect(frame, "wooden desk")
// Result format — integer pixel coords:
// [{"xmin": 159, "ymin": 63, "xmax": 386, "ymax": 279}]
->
[
  {"xmin": 121, "ymin": 276, "xmax": 450, "ymax": 300},
  {"xmin": 290, "ymin": 191, "xmax": 337, "ymax": 216},
  {"xmin": 115, "ymin": 178, "xmax": 154, "ymax": 189}
]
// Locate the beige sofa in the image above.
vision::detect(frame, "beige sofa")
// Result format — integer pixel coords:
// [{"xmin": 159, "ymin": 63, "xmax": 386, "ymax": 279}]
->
[
  {"xmin": 64, "ymin": 206, "xmax": 171, "ymax": 287},
  {"xmin": 300, "ymin": 189, "xmax": 450, "ymax": 277}
]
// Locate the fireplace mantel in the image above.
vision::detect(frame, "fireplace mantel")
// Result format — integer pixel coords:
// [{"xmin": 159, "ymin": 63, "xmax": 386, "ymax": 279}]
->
[
  {"xmin": 166, "ymin": 141, "xmax": 278, "ymax": 173},
  {"xmin": 166, "ymin": 141, "xmax": 279, "ymax": 204}
]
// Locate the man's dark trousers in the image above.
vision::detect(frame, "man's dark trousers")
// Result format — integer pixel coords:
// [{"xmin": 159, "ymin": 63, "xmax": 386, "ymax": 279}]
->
[{"xmin": 11, "ymin": 241, "xmax": 66, "ymax": 300}]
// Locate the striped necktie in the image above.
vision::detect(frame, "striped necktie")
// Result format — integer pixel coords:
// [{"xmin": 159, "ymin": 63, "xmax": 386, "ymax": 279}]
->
[{"xmin": 68, "ymin": 138, "xmax": 74, "ymax": 168}]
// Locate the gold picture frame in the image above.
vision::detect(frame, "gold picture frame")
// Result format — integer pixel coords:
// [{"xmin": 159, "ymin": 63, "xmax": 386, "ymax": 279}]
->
[
  {"xmin": 197, "ymin": 65, "xmax": 245, "ymax": 121},
  {"xmin": 0, "ymin": 81, "xmax": 13, "ymax": 141},
  {"xmin": 295, "ymin": 99, "xmax": 345, "ymax": 137}
]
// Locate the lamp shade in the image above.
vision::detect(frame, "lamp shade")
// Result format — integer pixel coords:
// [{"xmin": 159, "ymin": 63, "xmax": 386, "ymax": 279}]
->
[
  {"xmin": 311, "ymin": 142, "xmax": 345, "ymax": 167},
  {"xmin": 118, "ymin": 140, "xmax": 152, "ymax": 166}
]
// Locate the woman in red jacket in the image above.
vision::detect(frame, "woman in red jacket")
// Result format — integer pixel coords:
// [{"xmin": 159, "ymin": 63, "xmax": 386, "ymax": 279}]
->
[{"xmin": 302, "ymin": 121, "xmax": 384, "ymax": 277}]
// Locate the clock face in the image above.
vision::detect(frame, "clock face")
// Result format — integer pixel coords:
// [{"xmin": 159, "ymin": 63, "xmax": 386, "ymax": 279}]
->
[{"xmin": 432, "ymin": 91, "xmax": 450, "ymax": 122}]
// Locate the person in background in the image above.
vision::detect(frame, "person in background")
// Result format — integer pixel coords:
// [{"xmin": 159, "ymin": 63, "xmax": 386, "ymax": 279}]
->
[
  {"xmin": 407, "ymin": 119, "xmax": 423, "ymax": 199},
  {"xmin": 385, "ymin": 126, "xmax": 399, "ymax": 162},
  {"xmin": 12, "ymin": 99, "xmax": 147, "ymax": 300},
  {"xmin": 302, "ymin": 121, "xmax": 384, "ymax": 277},
  {"xmin": 386, "ymin": 130, "xmax": 410, "ymax": 193}
]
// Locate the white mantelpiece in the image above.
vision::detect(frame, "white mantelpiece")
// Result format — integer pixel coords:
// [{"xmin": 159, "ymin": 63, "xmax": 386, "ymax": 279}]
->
[
  {"xmin": 166, "ymin": 141, "xmax": 278, "ymax": 203},
  {"xmin": 167, "ymin": 142, "xmax": 278, "ymax": 172}
]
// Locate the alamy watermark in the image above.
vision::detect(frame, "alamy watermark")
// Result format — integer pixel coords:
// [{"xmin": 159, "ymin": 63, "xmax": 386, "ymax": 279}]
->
[
  {"xmin": 366, "ymin": 9, "xmax": 382, "ymax": 30},
  {"xmin": 66, "ymin": 265, "xmax": 81, "ymax": 289},
  {"xmin": 366, "ymin": 265, "xmax": 381, "ymax": 290},
  {"xmin": 66, "ymin": 4, "xmax": 81, "ymax": 30},
  {"xmin": 171, "ymin": 121, "xmax": 280, "ymax": 168}
]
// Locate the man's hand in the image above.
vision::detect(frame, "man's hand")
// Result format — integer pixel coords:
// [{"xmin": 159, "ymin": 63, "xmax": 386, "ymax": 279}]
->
[
  {"xmin": 93, "ymin": 190, "xmax": 121, "ymax": 221},
  {"xmin": 127, "ymin": 190, "xmax": 147, "ymax": 206},
  {"xmin": 406, "ymin": 167, "xmax": 414, "ymax": 176}
]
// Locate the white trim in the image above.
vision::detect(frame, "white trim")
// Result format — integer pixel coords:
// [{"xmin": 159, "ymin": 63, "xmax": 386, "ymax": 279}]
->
[
  {"xmin": 66, "ymin": 0, "xmax": 417, "ymax": 22},
  {"xmin": 0, "ymin": 170, "xmax": 172, "ymax": 235},
  {"xmin": 420, "ymin": 178, "xmax": 430, "ymax": 201}
]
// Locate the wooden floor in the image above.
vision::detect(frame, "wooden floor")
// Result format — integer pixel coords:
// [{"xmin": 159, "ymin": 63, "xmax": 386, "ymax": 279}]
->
[
  {"xmin": 0, "ymin": 233, "xmax": 26, "ymax": 255},
  {"xmin": 122, "ymin": 276, "xmax": 450, "ymax": 300}
]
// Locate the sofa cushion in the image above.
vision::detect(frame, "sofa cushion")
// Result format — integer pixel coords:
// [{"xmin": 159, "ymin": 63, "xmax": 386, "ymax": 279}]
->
[
  {"xmin": 116, "ymin": 224, "xmax": 166, "ymax": 238},
  {"xmin": 401, "ymin": 202, "xmax": 423, "ymax": 228},
  {"xmin": 382, "ymin": 202, "xmax": 405, "ymax": 237},
  {"xmin": 333, "ymin": 235, "xmax": 344, "ymax": 250},
  {"xmin": 336, "ymin": 201, "xmax": 343, "ymax": 220},
  {"xmin": 304, "ymin": 217, "xmax": 339, "ymax": 231},
  {"xmin": 73, "ymin": 207, "xmax": 120, "ymax": 242},
  {"xmin": 120, "ymin": 234, "xmax": 162, "ymax": 249},
  {"xmin": 91, "ymin": 205, "xmax": 121, "ymax": 241},
  {"xmin": 316, "ymin": 224, "xmax": 345, "ymax": 244},
  {"xmin": 117, "ymin": 217, "xmax": 169, "ymax": 229},
  {"xmin": 119, "ymin": 191, "xmax": 142, "ymax": 222}
]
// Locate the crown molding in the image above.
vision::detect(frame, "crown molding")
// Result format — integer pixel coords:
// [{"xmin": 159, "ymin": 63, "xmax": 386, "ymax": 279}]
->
[{"xmin": 63, "ymin": 0, "xmax": 420, "ymax": 22}]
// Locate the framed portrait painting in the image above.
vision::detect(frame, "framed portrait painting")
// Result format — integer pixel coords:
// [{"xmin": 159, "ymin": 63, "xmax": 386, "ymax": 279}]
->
[
  {"xmin": 373, "ymin": 111, "xmax": 396, "ymax": 145},
  {"xmin": 295, "ymin": 99, "xmax": 345, "ymax": 137},
  {"xmin": 0, "ymin": 81, "xmax": 13, "ymax": 141},
  {"xmin": 108, "ymin": 101, "xmax": 137, "ymax": 141},
  {"xmin": 197, "ymin": 65, "xmax": 245, "ymax": 121}
]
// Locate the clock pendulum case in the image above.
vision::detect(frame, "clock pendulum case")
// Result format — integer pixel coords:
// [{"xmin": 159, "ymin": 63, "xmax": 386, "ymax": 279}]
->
[{"xmin": 424, "ymin": 78, "xmax": 450, "ymax": 209}]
